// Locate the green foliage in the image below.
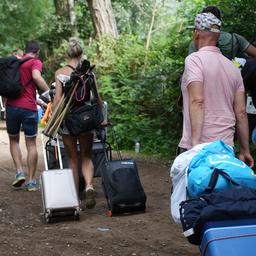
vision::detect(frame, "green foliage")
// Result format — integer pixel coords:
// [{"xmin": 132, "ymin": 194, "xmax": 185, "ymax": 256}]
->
[
  {"xmin": 0, "ymin": 0, "xmax": 53, "ymax": 56},
  {"xmin": 182, "ymin": 0, "xmax": 256, "ymax": 42},
  {"xmin": 84, "ymin": 23, "xmax": 190, "ymax": 157},
  {"xmin": 204, "ymin": 0, "xmax": 256, "ymax": 41}
]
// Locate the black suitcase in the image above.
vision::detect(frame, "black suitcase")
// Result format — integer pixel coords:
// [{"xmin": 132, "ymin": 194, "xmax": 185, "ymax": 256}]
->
[{"xmin": 101, "ymin": 158, "xmax": 147, "ymax": 216}]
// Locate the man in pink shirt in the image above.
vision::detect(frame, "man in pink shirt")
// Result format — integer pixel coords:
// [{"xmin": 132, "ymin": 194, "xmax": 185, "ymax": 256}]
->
[
  {"xmin": 178, "ymin": 12, "xmax": 254, "ymax": 167},
  {"xmin": 6, "ymin": 41, "xmax": 49, "ymax": 191}
]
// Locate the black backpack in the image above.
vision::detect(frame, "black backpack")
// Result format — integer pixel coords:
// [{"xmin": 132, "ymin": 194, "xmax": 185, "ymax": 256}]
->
[
  {"xmin": 0, "ymin": 56, "xmax": 32, "ymax": 98},
  {"xmin": 63, "ymin": 59, "xmax": 96, "ymax": 104}
]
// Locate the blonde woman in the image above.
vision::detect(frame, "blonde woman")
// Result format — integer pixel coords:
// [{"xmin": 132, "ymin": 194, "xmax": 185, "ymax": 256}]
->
[{"xmin": 52, "ymin": 38, "xmax": 97, "ymax": 209}]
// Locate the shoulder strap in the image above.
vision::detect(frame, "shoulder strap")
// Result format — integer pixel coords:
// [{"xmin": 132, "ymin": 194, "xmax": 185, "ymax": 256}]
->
[
  {"xmin": 91, "ymin": 73, "xmax": 100, "ymax": 100},
  {"xmin": 65, "ymin": 65, "xmax": 76, "ymax": 71},
  {"xmin": 231, "ymin": 33, "xmax": 234, "ymax": 60},
  {"xmin": 19, "ymin": 57, "xmax": 34, "ymax": 65}
]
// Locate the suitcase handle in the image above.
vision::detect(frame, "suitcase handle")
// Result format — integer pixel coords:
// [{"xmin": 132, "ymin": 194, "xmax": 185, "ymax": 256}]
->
[
  {"xmin": 41, "ymin": 133, "xmax": 49, "ymax": 170},
  {"xmin": 41, "ymin": 133, "xmax": 64, "ymax": 170},
  {"xmin": 99, "ymin": 124, "xmax": 122, "ymax": 161}
]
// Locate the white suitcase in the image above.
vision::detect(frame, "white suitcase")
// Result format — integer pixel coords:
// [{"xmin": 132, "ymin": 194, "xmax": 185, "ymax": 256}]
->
[{"xmin": 40, "ymin": 134, "xmax": 80, "ymax": 223}]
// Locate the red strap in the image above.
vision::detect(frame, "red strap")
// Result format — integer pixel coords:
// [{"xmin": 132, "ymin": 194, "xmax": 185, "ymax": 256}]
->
[{"xmin": 75, "ymin": 75, "xmax": 86, "ymax": 102}]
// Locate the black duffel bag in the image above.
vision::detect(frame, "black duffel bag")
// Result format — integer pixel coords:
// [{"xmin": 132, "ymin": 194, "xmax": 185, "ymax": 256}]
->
[
  {"xmin": 64, "ymin": 103, "xmax": 104, "ymax": 135},
  {"xmin": 180, "ymin": 186, "xmax": 256, "ymax": 245}
]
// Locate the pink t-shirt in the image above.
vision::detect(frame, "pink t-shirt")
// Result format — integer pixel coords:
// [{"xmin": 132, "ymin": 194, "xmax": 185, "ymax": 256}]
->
[
  {"xmin": 6, "ymin": 54, "xmax": 43, "ymax": 112},
  {"xmin": 179, "ymin": 46, "xmax": 244, "ymax": 149}
]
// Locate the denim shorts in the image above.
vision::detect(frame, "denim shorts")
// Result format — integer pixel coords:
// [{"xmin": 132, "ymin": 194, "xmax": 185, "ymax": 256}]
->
[{"xmin": 6, "ymin": 106, "xmax": 38, "ymax": 137}]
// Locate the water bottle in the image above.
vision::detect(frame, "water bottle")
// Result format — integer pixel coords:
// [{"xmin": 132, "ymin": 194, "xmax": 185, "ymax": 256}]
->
[
  {"xmin": 102, "ymin": 101, "xmax": 108, "ymax": 122},
  {"xmin": 135, "ymin": 142, "xmax": 140, "ymax": 154}
]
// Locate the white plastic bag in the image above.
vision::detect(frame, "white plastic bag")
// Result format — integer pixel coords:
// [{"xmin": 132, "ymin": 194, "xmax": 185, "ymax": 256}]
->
[{"xmin": 170, "ymin": 143, "xmax": 209, "ymax": 223}]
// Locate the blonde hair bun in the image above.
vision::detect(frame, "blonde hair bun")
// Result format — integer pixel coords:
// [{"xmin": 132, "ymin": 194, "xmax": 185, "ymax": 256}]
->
[{"xmin": 66, "ymin": 37, "xmax": 83, "ymax": 59}]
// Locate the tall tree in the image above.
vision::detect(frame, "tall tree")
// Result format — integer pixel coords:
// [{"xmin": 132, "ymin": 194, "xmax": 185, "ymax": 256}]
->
[
  {"xmin": 86, "ymin": 0, "xmax": 118, "ymax": 38},
  {"xmin": 67, "ymin": 0, "xmax": 77, "ymax": 36},
  {"xmin": 54, "ymin": 0, "xmax": 77, "ymax": 36}
]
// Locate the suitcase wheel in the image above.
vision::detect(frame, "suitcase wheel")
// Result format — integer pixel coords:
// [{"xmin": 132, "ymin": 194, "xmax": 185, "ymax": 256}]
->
[
  {"xmin": 107, "ymin": 210, "xmax": 112, "ymax": 217},
  {"xmin": 74, "ymin": 210, "xmax": 80, "ymax": 221},
  {"xmin": 44, "ymin": 212, "xmax": 51, "ymax": 224},
  {"xmin": 45, "ymin": 217, "xmax": 51, "ymax": 224}
]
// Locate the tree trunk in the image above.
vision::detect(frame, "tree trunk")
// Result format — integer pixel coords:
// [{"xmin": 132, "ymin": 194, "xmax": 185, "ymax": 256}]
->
[
  {"xmin": 145, "ymin": 0, "xmax": 158, "ymax": 51},
  {"xmin": 142, "ymin": 0, "xmax": 158, "ymax": 74},
  {"xmin": 54, "ymin": 0, "xmax": 68, "ymax": 16},
  {"xmin": 86, "ymin": 0, "xmax": 118, "ymax": 38},
  {"xmin": 54, "ymin": 0, "xmax": 77, "ymax": 36},
  {"xmin": 67, "ymin": 0, "xmax": 77, "ymax": 36}
]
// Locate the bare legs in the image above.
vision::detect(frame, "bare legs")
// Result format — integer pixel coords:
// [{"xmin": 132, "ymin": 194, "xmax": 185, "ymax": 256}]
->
[
  {"xmin": 79, "ymin": 133, "xmax": 94, "ymax": 188},
  {"xmin": 9, "ymin": 135, "xmax": 23, "ymax": 172},
  {"xmin": 62, "ymin": 134, "xmax": 79, "ymax": 189},
  {"xmin": 62, "ymin": 132, "xmax": 94, "ymax": 191},
  {"xmin": 25, "ymin": 136, "xmax": 38, "ymax": 181},
  {"xmin": 9, "ymin": 135, "xmax": 38, "ymax": 181}
]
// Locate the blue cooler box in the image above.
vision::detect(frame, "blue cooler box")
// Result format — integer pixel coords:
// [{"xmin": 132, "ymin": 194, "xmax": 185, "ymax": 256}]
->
[{"xmin": 200, "ymin": 219, "xmax": 256, "ymax": 256}]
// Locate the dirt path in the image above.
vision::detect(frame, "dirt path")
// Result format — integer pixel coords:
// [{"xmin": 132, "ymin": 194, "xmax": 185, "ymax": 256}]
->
[{"xmin": 0, "ymin": 121, "xmax": 200, "ymax": 256}]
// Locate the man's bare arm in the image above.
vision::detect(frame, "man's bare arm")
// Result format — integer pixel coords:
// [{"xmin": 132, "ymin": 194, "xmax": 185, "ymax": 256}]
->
[
  {"xmin": 245, "ymin": 44, "xmax": 256, "ymax": 57},
  {"xmin": 188, "ymin": 81, "xmax": 204, "ymax": 147},
  {"xmin": 32, "ymin": 69, "xmax": 49, "ymax": 92}
]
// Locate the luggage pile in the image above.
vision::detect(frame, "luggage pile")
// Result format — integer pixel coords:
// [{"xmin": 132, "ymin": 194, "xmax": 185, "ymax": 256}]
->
[{"xmin": 170, "ymin": 140, "xmax": 256, "ymax": 255}]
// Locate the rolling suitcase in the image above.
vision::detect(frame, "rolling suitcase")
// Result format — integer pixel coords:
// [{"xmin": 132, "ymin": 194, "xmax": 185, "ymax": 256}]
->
[
  {"xmin": 40, "ymin": 133, "xmax": 80, "ymax": 223},
  {"xmin": 200, "ymin": 219, "xmax": 256, "ymax": 256},
  {"xmin": 101, "ymin": 127, "xmax": 146, "ymax": 216}
]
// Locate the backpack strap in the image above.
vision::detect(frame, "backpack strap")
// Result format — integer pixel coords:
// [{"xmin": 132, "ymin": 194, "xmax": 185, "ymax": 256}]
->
[
  {"xmin": 19, "ymin": 57, "xmax": 34, "ymax": 65},
  {"xmin": 231, "ymin": 33, "xmax": 234, "ymax": 60},
  {"xmin": 65, "ymin": 65, "xmax": 76, "ymax": 71},
  {"xmin": 74, "ymin": 75, "xmax": 87, "ymax": 102},
  {"xmin": 91, "ymin": 73, "xmax": 101, "ymax": 102}
]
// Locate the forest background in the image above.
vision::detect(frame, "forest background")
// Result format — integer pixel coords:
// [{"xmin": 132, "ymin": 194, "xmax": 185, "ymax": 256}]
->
[{"xmin": 0, "ymin": 0, "xmax": 255, "ymax": 159}]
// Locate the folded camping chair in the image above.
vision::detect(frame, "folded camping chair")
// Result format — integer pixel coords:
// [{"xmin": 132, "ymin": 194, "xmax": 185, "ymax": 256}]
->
[{"xmin": 43, "ymin": 81, "xmax": 78, "ymax": 138}]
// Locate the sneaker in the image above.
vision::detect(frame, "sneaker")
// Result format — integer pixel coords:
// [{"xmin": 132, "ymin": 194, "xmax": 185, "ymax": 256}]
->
[
  {"xmin": 12, "ymin": 171, "xmax": 26, "ymax": 188},
  {"xmin": 85, "ymin": 188, "xmax": 96, "ymax": 209},
  {"xmin": 25, "ymin": 180, "xmax": 38, "ymax": 192}
]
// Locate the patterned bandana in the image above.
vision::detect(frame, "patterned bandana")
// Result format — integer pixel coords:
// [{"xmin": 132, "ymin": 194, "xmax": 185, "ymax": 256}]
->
[{"xmin": 194, "ymin": 12, "xmax": 221, "ymax": 33}]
